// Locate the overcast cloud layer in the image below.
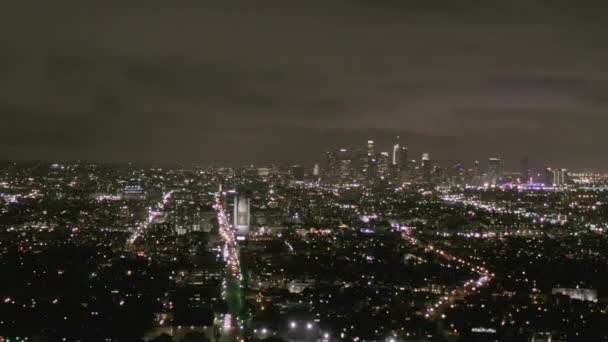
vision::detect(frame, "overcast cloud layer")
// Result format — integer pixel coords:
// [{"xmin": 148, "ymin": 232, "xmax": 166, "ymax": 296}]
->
[{"xmin": 1, "ymin": 1, "xmax": 607, "ymax": 170}]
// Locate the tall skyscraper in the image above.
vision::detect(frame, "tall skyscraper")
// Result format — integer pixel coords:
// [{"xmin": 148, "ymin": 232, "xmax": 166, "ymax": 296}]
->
[
  {"xmin": 325, "ymin": 149, "xmax": 352, "ymax": 183},
  {"xmin": 544, "ymin": 167, "xmax": 553, "ymax": 186},
  {"xmin": 336, "ymin": 148, "xmax": 352, "ymax": 182},
  {"xmin": 396, "ymin": 146, "xmax": 409, "ymax": 182},
  {"xmin": 365, "ymin": 140, "xmax": 377, "ymax": 183},
  {"xmin": 349, "ymin": 149, "xmax": 366, "ymax": 182},
  {"xmin": 328, "ymin": 148, "xmax": 353, "ymax": 182},
  {"xmin": 469, "ymin": 160, "xmax": 481, "ymax": 184},
  {"xmin": 377, "ymin": 152, "xmax": 390, "ymax": 177},
  {"xmin": 557, "ymin": 168, "xmax": 569, "ymax": 186},
  {"xmin": 449, "ymin": 163, "xmax": 465, "ymax": 186},
  {"xmin": 399, "ymin": 146, "xmax": 408, "ymax": 169},
  {"xmin": 545, "ymin": 167, "xmax": 568, "ymax": 186},
  {"xmin": 421, "ymin": 153, "xmax": 432, "ymax": 183},
  {"xmin": 367, "ymin": 140, "xmax": 375, "ymax": 157},
  {"xmin": 234, "ymin": 194, "xmax": 250, "ymax": 237},
  {"xmin": 392, "ymin": 143, "xmax": 400, "ymax": 166},
  {"xmin": 325, "ymin": 151, "xmax": 336, "ymax": 181}
]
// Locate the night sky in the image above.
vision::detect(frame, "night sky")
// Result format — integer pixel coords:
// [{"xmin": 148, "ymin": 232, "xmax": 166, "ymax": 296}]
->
[{"xmin": 1, "ymin": 1, "xmax": 607, "ymax": 169}]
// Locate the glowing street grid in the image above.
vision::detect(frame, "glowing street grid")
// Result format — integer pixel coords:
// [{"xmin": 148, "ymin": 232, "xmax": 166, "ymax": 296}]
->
[{"xmin": 214, "ymin": 194, "xmax": 245, "ymax": 341}]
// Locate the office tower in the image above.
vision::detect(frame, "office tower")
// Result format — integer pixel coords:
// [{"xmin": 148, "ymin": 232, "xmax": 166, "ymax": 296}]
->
[
  {"xmin": 399, "ymin": 146, "xmax": 408, "ymax": 170},
  {"xmin": 365, "ymin": 141, "xmax": 377, "ymax": 183},
  {"xmin": 488, "ymin": 157, "xmax": 503, "ymax": 184},
  {"xmin": 367, "ymin": 140, "xmax": 375, "ymax": 157},
  {"xmin": 433, "ymin": 165, "xmax": 446, "ymax": 184},
  {"xmin": 421, "ymin": 153, "xmax": 432, "ymax": 183},
  {"xmin": 377, "ymin": 152, "xmax": 390, "ymax": 178},
  {"xmin": 351, "ymin": 148, "xmax": 367, "ymax": 181},
  {"xmin": 234, "ymin": 194, "xmax": 251, "ymax": 237},
  {"xmin": 325, "ymin": 151, "xmax": 336, "ymax": 182},
  {"xmin": 312, "ymin": 164, "xmax": 320, "ymax": 177},
  {"xmin": 544, "ymin": 167, "xmax": 554, "ymax": 186},
  {"xmin": 396, "ymin": 146, "xmax": 409, "ymax": 182},
  {"xmin": 546, "ymin": 168, "xmax": 568, "ymax": 186},
  {"xmin": 392, "ymin": 144, "xmax": 400, "ymax": 166},
  {"xmin": 449, "ymin": 163, "xmax": 465, "ymax": 186},
  {"xmin": 336, "ymin": 149, "xmax": 352, "ymax": 181},
  {"xmin": 558, "ymin": 168, "xmax": 569, "ymax": 186},
  {"xmin": 325, "ymin": 148, "xmax": 354, "ymax": 183}
]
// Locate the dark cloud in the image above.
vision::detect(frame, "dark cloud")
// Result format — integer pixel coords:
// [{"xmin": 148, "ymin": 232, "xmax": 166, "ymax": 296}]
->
[{"xmin": 0, "ymin": 0, "xmax": 607, "ymax": 170}]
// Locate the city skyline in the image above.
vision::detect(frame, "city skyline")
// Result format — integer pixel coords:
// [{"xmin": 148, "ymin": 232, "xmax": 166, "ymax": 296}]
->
[
  {"xmin": 0, "ymin": 136, "xmax": 589, "ymax": 176},
  {"xmin": 2, "ymin": 158, "xmax": 608, "ymax": 341},
  {"xmin": 2, "ymin": 1, "xmax": 608, "ymax": 169},
  {"xmin": 3, "ymin": 1, "xmax": 608, "ymax": 340}
]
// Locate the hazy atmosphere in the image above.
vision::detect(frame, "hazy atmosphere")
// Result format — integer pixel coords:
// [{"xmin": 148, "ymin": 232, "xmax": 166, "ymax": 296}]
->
[{"xmin": 1, "ymin": 1, "xmax": 607, "ymax": 169}]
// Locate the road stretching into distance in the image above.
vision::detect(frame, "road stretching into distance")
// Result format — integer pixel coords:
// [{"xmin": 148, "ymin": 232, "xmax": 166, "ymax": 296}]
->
[
  {"xmin": 214, "ymin": 193, "xmax": 245, "ymax": 342},
  {"xmin": 401, "ymin": 229, "xmax": 494, "ymax": 334},
  {"xmin": 128, "ymin": 190, "xmax": 175, "ymax": 249},
  {"xmin": 126, "ymin": 190, "xmax": 492, "ymax": 340}
]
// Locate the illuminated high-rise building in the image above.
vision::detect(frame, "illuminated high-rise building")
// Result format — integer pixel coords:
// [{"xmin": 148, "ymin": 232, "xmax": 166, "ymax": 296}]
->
[
  {"xmin": 546, "ymin": 167, "xmax": 568, "ymax": 186},
  {"xmin": 325, "ymin": 151, "xmax": 336, "ymax": 181},
  {"xmin": 336, "ymin": 148, "xmax": 352, "ymax": 181},
  {"xmin": 393, "ymin": 146, "xmax": 409, "ymax": 183},
  {"xmin": 392, "ymin": 144, "xmax": 400, "ymax": 166},
  {"xmin": 351, "ymin": 148, "xmax": 368, "ymax": 181},
  {"xmin": 312, "ymin": 164, "xmax": 320, "ymax": 177},
  {"xmin": 367, "ymin": 140, "xmax": 375, "ymax": 157},
  {"xmin": 449, "ymin": 163, "xmax": 465, "ymax": 186},
  {"xmin": 421, "ymin": 153, "xmax": 432, "ymax": 183},
  {"xmin": 234, "ymin": 194, "xmax": 250, "ymax": 237},
  {"xmin": 325, "ymin": 148, "xmax": 353, "ymax": 183},
  {"xmin": 399, "ymin": 146, "xmax": 408, "ymax": 169},
  {"xmin": 392, "ymin": 136, "xmax": 407, "ymax": 168},
  {"xmin": 544, "ymin": 167, "xmax": 553, "ymax": 186},
  {"xmin": 365, "ymin": 140, "xmax": 377, "ymax": 182},
  {"xmin": 377, "ymin": 152, "xmax": 391, "ymax": 178},
  {"xmin": 559, "ymin": 168, "xmax": 569, "ymax": 186},
  {"xmin": 555, "ymin": 169, "xmax": 568, "ymax": 186}
]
